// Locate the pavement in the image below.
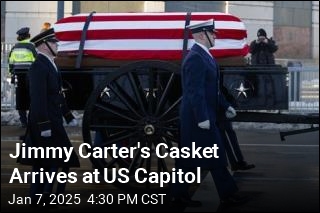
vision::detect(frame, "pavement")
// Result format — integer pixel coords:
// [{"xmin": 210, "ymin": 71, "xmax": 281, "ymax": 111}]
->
[
  {"xmin": 1, "ymin": 125, "xmax": 319, "ymax": 212},
  {"xmin": 1, "ymin": 126, "xmax": 228, "ymax": 212},
  {"xmin": 185, "ymin": 172, "xmax": 220, "ymax": 212}
]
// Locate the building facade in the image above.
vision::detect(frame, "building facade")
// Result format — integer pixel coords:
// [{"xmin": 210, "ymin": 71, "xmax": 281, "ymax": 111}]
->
[{"xmin": 1, "ymin": 1, "xmax": 319, "ymax": 61}]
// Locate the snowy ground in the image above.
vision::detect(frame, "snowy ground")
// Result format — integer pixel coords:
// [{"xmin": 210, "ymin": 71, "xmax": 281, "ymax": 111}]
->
[
  {"xmin": 1, "ymin": 110, "xmax": 83, "ymax": 127},
  {"xmin": 1, "ymin": 110, "xmax": 317, "ymax": 130}
]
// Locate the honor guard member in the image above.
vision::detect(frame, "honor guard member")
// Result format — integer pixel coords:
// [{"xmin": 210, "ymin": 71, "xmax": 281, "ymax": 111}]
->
[
  {"xmin": 218, "ymin": 86, "xmax": 255, "ymax": 171},
  {"xmin": 17, "ymin": 28, "xmax": 80, "ymax": 207},
  {"xmin": 171, "ymin": 19, "xmax": 248, "ymax": 207},
  {"xmin": 8, "ymin": 27, "xmax": 37, "ymax": 127}
]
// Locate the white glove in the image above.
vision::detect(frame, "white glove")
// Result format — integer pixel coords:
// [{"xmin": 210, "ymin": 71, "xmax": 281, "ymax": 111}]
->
[
  {"xmin": 68, "ymin": 119, "xmax": 78, "ymax": 127},
  {"xmin": 225, "ymin": 106, "xmax": 237, "ymax": 119},
  {"xmin": 198, "ymin": 120, "xmax": 210, "ymax": 130},
  {"xmin": 41, "ymin": 129, "xmax": 52, "ymax": 137}
]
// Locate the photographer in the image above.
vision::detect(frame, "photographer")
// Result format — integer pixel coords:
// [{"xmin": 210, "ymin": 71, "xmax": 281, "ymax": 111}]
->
[{"xmin": 249, "ymin": 28, "xmax": 278, "ymax": 65}]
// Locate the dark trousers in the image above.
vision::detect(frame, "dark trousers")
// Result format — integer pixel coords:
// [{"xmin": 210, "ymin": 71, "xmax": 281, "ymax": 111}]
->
[
  {"xmin": 18, "ymin": 110, "xmax": 27, "ymax": 125},
  {"xmin": 171, "ymin": 165, "xmax": 238, "ymax": 200},
  {"xmin": 56, "ymin": 167, "xmax": 69, "ymax": 194},
  {"xmin": 29, "ymin": 167, "xmax": 70, "ymax": 201},
  {"xmin": 219, "ymin": 121, "xmax": 244, "ymax": 166},
  {"xmin": 94, "ymin": 131, "xmax": 104, "ymax": 146},
  {"xmin": 29, "ymin": 166, "xmax": 56, "ymax": 202}
]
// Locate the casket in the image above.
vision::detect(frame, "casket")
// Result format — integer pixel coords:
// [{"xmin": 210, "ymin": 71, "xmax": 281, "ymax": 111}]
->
[{"xmin": 54, "ymin": 12, "xmax": 249, "ymax": 61}]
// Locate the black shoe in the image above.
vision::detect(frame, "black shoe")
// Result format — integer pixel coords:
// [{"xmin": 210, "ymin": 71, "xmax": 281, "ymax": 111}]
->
[
  {"xmin": 19, "ymin": 135, "xmax": 26, "ymax": 141},
  {"xmin": 44, "ymin": 203, "xmax": 59, "ymax": 209},
  {"xmin": 92, "ymin": 159, "xmax": 108, "ymax": 169},
  {"xmin": 29, "ymin": 202, "xmax": 40, "ymax": 209},
  {"xmin": 39, "ymin": 193, "xmax": 59, "ymax": 209},
  {"xmin": 29, "ymin": 199, "xmax": 58, "ymax": 210},
  {"xmin": 171, "ymin": 197, "xmax": 202, "ymax": 207},
  {"xmin": 231, "ymin": 161, "xmax": 255, "ymax": 171},
  {"xmin": 220, "ymin": 193, "xmax": 250, "ymax": 206}
]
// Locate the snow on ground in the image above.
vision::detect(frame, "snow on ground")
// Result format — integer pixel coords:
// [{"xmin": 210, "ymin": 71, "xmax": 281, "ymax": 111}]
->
[
  {"xmin": 1, "ymin": 110, "xmax": 83, "ymax": 127},
  {"xmin": 1, "ymin": 110, "xmax": 317, "ymax": 130}
]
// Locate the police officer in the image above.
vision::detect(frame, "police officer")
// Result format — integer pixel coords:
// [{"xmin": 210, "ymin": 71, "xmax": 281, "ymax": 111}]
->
[
  {"xmin": 171, "ymin": 19, "xmax": 248, "ymax": 207},
  {"xmin": 8, "ymin": 27, "xmax": 37, "ymax": 127},
  {"xmin": 17, "ymin": 28, "xmax": 80, "ymax": 207}
]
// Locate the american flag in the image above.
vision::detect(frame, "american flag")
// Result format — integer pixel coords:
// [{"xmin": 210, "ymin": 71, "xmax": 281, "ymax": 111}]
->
[{"xmin": 54, "ymin": 12, "xmax": 249, "ymax": 60}]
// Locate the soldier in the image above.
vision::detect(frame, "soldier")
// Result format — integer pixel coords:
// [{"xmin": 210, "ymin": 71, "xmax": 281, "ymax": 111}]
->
[
  {"xmin": 218, "ymin": 86, "xmax": 255, "ymax": 171},
  {"xmin": 17, "ymin": 28, "xmax": 80, "ymax": 207},
  {"xmin": 8, "ymin": 27, "xmax": 37, "ymax": 128},
  {"xmin": 171, "ymin": 19, "xmax": 248, "ymax": 207}
]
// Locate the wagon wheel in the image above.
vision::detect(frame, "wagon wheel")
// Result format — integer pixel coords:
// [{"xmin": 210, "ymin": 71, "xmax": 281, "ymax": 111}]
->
[{"xmin": 82, "ymin": 60, "xmax": 182, "ymax": 193}]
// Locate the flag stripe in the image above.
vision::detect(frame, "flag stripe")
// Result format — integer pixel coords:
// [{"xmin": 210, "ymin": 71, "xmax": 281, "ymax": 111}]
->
[
  {"xmin": 54, "ymin": 12, "xmax": 249, "ymax": 60},
  {"xmin": 58, "ymin": 39, "xmax": 248, "ymax": 51},
  {"xmin": 55, "ymin": 20, "xmax": 245, "ymax": 32},
  {"xmin": 56, "ymin": 12, "xmax": 242, "ymax": 23},
  {"xmin": 61, "ymin": 48, "xmax": 249, "ymax": 60},
  {"xmin": 55, "ymin": 29, "xmax": 247, "ymax": 41}
]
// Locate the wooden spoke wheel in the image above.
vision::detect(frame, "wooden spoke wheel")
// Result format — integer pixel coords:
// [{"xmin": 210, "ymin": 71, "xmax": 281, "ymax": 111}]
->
[{"xmin": 82, "ymin": 60, "xmax": 182, "ymax": 192}]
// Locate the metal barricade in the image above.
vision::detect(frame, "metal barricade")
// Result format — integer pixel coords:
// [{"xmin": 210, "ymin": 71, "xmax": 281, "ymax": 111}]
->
[
  {"xmin": 1, "ymin": 42, "xmax": 15, "ymax": 110},
  {"xmin": 1, "ymin": 67, "xmax": 16, "ymax": 110},
  {"xmin": 288, "ymin": 66, "xmax": 319, "ymax": 113}
]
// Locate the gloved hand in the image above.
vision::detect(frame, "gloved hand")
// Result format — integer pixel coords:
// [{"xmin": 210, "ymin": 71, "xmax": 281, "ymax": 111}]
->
[
  {"xmin": 41, "ymin": 129, "xmax": 52, "ymax": 137},
  {"xmin": 225, "ymin": 106, "xmax": 237, "ymax": 118},
  {"xmin": 68, "ymin": 119, "xmax": 78, "ymax": 127},
  {"xmin": 198, "ymin": 120, "xmax": 210, "ymax": 130}
]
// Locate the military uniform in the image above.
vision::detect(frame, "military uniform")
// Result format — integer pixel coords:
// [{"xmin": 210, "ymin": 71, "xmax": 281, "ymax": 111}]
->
[
  {"xmin": 171, "ymin": 20, "xmax": 240, "ymax": 205},
  {"xmin": 18, "ymin": 53, "xmax": 80, "ymax": 167},
  {"xmin": 17, "ymin": 29, "xmax": 80, "ymax": 205}
]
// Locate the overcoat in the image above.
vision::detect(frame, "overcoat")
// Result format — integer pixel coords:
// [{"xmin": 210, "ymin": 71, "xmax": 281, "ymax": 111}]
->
[
  {"xmin": 179, "ymin": 44, "xmax": 230, "ymax": 169},
  {"xmin": 249, "ymin": 38, "xmax": 278, "ymax": 65},
  {"xmin": 18, "ymin": 53, "xmax": 80, "ymax": 168}
]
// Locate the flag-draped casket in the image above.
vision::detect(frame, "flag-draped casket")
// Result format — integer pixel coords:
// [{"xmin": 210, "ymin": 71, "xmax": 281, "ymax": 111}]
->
[{"xmin": 54, "ymin": 12, "xmax": 249, "ymax": 61}]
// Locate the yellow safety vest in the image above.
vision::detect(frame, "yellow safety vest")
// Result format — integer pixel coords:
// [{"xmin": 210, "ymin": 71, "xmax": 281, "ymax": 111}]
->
[
  {"xmin": 8, "ymin": 39, "xmax": 37, "ymax": 74},
  {"xmin": 9, "ymin": 39, "xmax": 36, "ymax": 64}
]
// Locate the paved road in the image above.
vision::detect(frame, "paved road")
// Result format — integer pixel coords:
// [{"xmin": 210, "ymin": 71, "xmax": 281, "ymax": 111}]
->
[
  {"xmin": 1, "ymin": 126, "xmax": 319, "ymax": 212},
  {"xmin": 1, "ymin": 126, "xmax": 183, "ymax": 212},
  {"xmin": 193, "ymin": 129, "xmax": 319, "ymax": 212}
]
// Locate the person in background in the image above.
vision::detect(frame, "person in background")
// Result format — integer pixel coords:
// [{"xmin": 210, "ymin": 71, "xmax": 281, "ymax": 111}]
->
[
  {"xmin": 218, "ymin": 86, "xmax": 255, "ymax": 172},
  {"xmin": 41, "ymin": 22, "xmax": 51, "ymax": 32},
  {"xmin": 171, "ymin": 19, "xmax": 248, "ymax": 207},
  {"xmin": 8, "ymin": 27, "xmax": 37, "ymax": 128},
  {"xmin": 249, "ymin": 28, "xmax": 278, "ymax": 65},
  {"xmin": 17, "ymin": 28, "xmax": 80, "ymax": 208}
]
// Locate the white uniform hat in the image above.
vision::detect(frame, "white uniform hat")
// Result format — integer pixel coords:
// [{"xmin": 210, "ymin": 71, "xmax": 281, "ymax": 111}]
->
[{"xmin": 186, "ymin": 19, "xmax": 217, "ymax": 34}]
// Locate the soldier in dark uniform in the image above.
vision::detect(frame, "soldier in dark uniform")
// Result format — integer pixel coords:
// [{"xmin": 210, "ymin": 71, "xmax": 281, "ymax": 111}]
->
[
  {"xmin": 218, "ymin": 86, "xmax": 255, "ymax": 171},
  {"xmin": 18, "ymin": 28, "xmax": 80, "ymax": 207},
  {"xmin": 249, "ymin": 28, "xmax": 278, "ymax": 65},
  {"xmin": 8, "ymin": 27, "xmax": 37, "ymax": 127},
  {"xmin": 171, "ymin": 19, "xmax": 248, "ymax": 207}
]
